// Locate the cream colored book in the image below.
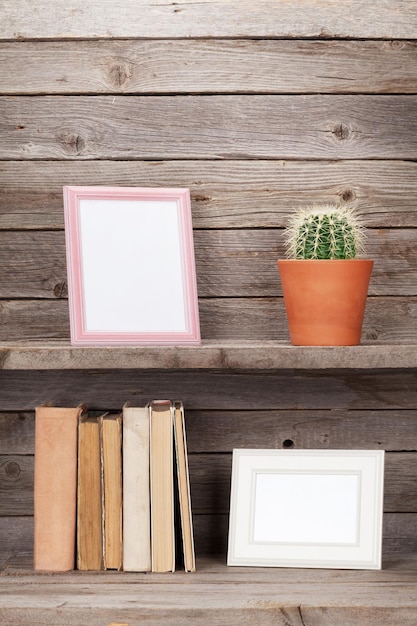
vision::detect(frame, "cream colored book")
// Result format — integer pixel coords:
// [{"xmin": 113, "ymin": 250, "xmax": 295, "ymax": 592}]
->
[
  {"xmin": 122, "ymin": 404, "xmax": 151, "ymax": 572},
  {"xmin": 174, "ymin": 402, "xmax": 196, "ymax": 572},
  {"xmin": 77, "ymin": 415, "xmax": 103, "ymax": 571},
  {"xmin": 100, "ymin": 413, "xmax": 123, "ymax": 571},
  {"xmin": 150, "ymin": 401, "xmax": 175, "ymax": 573},
  {"xmin": 34, "ymin": 405, "xmax": 83, "ymax": 571}
]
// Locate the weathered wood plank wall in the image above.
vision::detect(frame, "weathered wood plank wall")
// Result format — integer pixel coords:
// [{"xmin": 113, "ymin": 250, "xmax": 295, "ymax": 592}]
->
[{"xmin": 0, "ymin": 0, "xmax": 417, "ymax": 568}]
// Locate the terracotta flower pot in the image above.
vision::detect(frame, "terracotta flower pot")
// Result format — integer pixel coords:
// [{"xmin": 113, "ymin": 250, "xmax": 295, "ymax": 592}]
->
[{"xmin": 277, "ymin": 259, "xmax": 374, "ymax": 346}]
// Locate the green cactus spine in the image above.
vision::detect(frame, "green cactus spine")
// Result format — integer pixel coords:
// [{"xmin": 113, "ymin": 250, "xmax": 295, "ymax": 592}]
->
[{"xmin": 285, "ymin": 204, "xmax": 365, "ymax": 260}]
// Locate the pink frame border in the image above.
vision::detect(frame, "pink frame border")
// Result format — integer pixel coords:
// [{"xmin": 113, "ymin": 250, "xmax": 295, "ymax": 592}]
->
[{"xmin": 63, "ymin": 186, "xmax": 200, "ymax": 345}]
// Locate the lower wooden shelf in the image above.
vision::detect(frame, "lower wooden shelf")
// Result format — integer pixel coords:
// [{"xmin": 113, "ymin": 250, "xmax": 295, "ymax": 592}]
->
[{"xmin": 1, "ymin": 554, "xmax": 417, "ymax": 625}]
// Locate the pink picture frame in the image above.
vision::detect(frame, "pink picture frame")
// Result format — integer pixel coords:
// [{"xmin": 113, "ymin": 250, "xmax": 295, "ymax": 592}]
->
[{"xmin": 63, "ymin": 186, "xmax": 200, "ymax": 345}]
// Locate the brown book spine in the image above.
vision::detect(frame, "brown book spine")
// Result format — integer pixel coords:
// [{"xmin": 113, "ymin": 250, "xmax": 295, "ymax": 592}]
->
[
  {"xmin": 34, "ymin": 405, "xmax": 82, "ymax": 571},
  {"xmin": 101, "ymin": 413, "xmax": 123, "ymax": 570},
  {"xmin": 77, "ymin": 415, "xmax": 103, "ymax": 571}
]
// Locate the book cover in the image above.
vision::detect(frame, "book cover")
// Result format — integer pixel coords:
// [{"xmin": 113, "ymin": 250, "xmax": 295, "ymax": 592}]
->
[
  {"xmin": 173, "ymin": 401, "xmax": 196, "ymax": 572},
  {"xmin": 77, "ymin": 414, "xmax": 103, "ymax": 571},
  {"xmin": 150, "ymin": 400, "xmax": 175, "ymax": 573},
  {"xmin": 34, "ymin": 405, "xmax": 83, "ymax": 571},
  {"xmin": 122, "ymin": 404, "xmax": 151, "ymax": 572},
  {"xmin": 100, "ymin": 413, "xmax": 123, "ymax": 571}
]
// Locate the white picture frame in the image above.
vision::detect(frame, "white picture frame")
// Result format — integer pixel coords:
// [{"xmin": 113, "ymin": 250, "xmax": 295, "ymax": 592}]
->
[
  {"xmin": 227, "ymin": 449, "xmax": 384, "ymax": 570},
  {"xmin": 63, "ymin": 186, "xmax": 200, "ymax": 345}
]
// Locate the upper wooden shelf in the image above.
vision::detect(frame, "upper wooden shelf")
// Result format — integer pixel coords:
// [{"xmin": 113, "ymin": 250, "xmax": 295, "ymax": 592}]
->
[{"xmin": 0, "ymin": 341, "xmax": 416, "ymax": 371}]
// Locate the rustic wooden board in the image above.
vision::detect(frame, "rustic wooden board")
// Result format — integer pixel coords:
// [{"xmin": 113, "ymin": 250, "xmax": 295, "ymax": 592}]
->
[
  {"xmin": 1, "ymin": 451, "xmax": 414, "ymax": 516},
  {"xmin": 2, "ymin": 343, "xmax": 417, "ymax": 372},
  {"xmin": 1, "ymin": 160, "xmax": 417, "ymax": 230},
  {"xmin": 0, "ymin": 513, "xmax": 415, "ymax": 566},
  {"xmin": 1, "ymin": 587, "xmax": 417, "ymax": 626},
  {"xmin": 0, "ymin": 414, "xmax": 33, "ymax": 454},
  {"xmin": 0, "ymin": 368, "xmax": 416, "ymax": 411},
  {"xmin": 186, "ymin": 409, "xmax": 417, "ymax": 453},
  {"xmin": 188, "ymin": 453, "xmax": 417, "ymax": 514},
  {"xmin": 0, "ymin": 456, "xmax": 33, "ymax": 516},
  {"xmin": 194, "ymin": 513, "xmax": 417, "ymax": 556},
  {"xmin": 2, "ymin": 409, "xmax": 417, "ymax": 456},
  {"xmin": 0, "ymin": 517, "xmax": 32, "ymax": 569},
  {"xmin": 170, "ymin": 451, "xmax": 417, "ymax": 515},
  {"xmin": 2, "ymin": 296, "xmax": 417, "ymax": 343},
  {"xmin": 1, "ymin": 96, "xmax": 416, "ymax": 160},
  {"xmin": 2, "ymin": 554, "xmax": 417, "ymax": 626},
  {"xmin": 2, "ymin": 40, "xmax": 417, "ymax": 95},
  {"xmin": 6, "ymin": 552, "xmax": 417, "ymax": 581},
  {"xmin": 2, "ymin": 0, "xmax": 417, "ymax": 39},
  {"xmin": 0, "ymin": 229, "xmax": 416, "ymax": 299}
]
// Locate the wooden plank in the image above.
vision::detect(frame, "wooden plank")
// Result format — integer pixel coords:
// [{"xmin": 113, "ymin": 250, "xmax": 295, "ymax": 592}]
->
[
  {"xmin": 2, "ymin": 343, "xmax": 417, "ymax": 372},
  {"xmin": 2, "ymin": 296, "xmax": 417, "ymax": 344},
  {"xmin": 1, "ymin": 160, "xmax": 417, "ymax": 231},
  {"xmin": 201, "ymin": 297, "xmax": 417, "ymax": 344},
  {"xmin": 1, "ymin": 229, "xmax": 417, "ymax": 299},
  {"xmin": 0, "ymin": 456, "xmax": 33, "ymax": 516},
  {"xmin": 2, "ymin": 40, "xmax": 417, "ymax": 95},
  {"xmin": 2, "ymin": 408, "xmax": 417, "ymax": 456},
  {"xmin": 186, "ymin": 409, "xmax": 417, "ymax": 454},
  {"xmin": 1, "ymin": 96, "xmax": 416, "ymax": 160},
  {"xmin": 0, "ymin": 414, "xmax": 33, "ymax": 454},
  {"xmin": 6, "ymin": 551, "xmax": 417, "ymax": 581},
  {"xmin": 194, "ymin": 513, "xmax": 417, "ymax": 556},
  {"xmin": 1, "ymin": 556, "xmax": 417, "ymax": 626},
  {"xmin": 0, "ymin": 513, "xmax": 415, "ymax": 565},
  {"xmin": 1, "ymin": 587, "xmax": 417, "ymax": 626},
  {"xmin": 186, "ymin": 453, "xmax": 417, "ymax": 514},
  {"xmin": 2, "ymin": 0, "xmax": 417, "ymax": 39},
  {"xmin": 383, "ymin": 513, "xmax": 417, "ymax": 556},
  {"xmin": 196, "ymin": 229, "xmax": 417, "ymax": 298},
  {"xmin": 0, "ymin": 368, "xmax": 415, "ymax": 411},
  {"xmin": 1, "ymin": 442, "xmax": 417, "ymax": 515},
  {"xmin": 0, "ymin": 517, "xmax": 32, "ymax": 569}
]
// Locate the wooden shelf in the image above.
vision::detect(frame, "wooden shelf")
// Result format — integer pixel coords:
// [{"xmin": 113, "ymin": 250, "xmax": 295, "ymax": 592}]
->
[
  {"xmin": 1, "ymin": 341, "xmax": 417, "ymax": 371},
  {"xmin": 2, "ymin": 554, "xmax": 417, "ymax": 625}
]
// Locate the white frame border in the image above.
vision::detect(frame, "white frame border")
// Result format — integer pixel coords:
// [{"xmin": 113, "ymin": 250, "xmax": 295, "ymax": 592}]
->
[{"xmin": 227, "ymin": 449, "xmax": 384, "ymax": 570}]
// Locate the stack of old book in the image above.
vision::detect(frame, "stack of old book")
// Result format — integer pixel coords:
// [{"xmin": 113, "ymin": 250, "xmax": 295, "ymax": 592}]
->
[{"xmin": 33, "ymin": 401, "xmax": 195, "ymax": 573}]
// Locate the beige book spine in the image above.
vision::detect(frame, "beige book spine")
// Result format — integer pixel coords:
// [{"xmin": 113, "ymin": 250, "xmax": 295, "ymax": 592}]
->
[
  {"xmin": 34, "ymin": 405, "xmax": 82, "ymax": 571},
  {"xmin": 122, "ymin": 405, "xmax": 151, "ymax": 572},
  {"xmin": 174, "ymin": 402, "xmax": 196, "ymax": 572}
]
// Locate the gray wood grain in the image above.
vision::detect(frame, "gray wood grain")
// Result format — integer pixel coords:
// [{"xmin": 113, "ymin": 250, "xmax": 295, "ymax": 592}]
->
[
  {"xmin": 0, "ymin": 229, "xmax": 416, "ymax": 299},
  {"xmin": 1, "ymin": 160, "xmax": 417, "ymax": 230},
  {"xmin": 1, "ymin": 96, "xmax": 416, "ymax": 160},
  {"xmin": 1, "ymin": 513, "xmax": 415, "ymax": 566},
  {"xmin": 2, "ymin": 409, "xmax": 417, "ymax": 456},
  {"xmin": 2, "ymin": 40, "xmax": 417, "ymax": 95},
  {"xmin": 2, "ymin": 450, "xmax": 410, "ymax": 515},
  {"xmin": 1, "ymin": 553, "xmax": 417, "ymax": 625},
  {"xmin": 0, "ymin": 517, "xmax": 32, "ymax": 569},
  {"xmin": 0, "ymin": 369, "xmax": 415, "ymax": 411},
  {"xmin": 0, "ymin": 414, "xmax": 33, "ymax": 455},
  {"xmin": 186, "ymin": 409, "xmax": 417, "ymax": 453},
  {"xmin": 187, "ymin": 453, "xmax": 417, "ymax": 514},
  {"xmin": 2, "ymin": 296, "xmax": 417, "ymax": 343},
  {"xmin": 2, "ymin": 0, "xmax": 417, "ymax": 39},
  {"xmin": 2, "ymin": 343, "xmax": 417, "ymax": 371}
]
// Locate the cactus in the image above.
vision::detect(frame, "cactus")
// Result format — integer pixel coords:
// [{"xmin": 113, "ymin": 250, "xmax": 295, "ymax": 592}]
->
[{"xmin": 284, "ymin": 204, "xmax": 365, "ymax": 260}]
